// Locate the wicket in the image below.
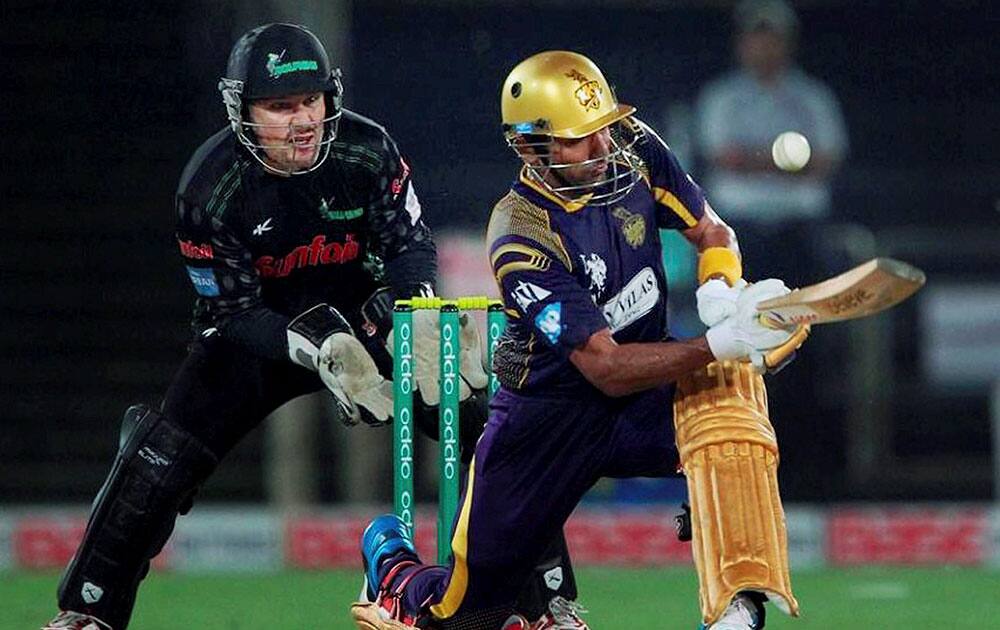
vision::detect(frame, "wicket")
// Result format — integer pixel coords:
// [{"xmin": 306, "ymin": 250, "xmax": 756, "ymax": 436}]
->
[{"xmin": 391, "ymin": 296, "xmax": 506, "ymax": 564}]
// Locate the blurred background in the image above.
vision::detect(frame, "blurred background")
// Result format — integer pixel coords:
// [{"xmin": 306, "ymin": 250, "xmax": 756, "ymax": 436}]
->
[{"xmin": 3, "ymin": 0, "xmax": 999, "ymax": 623}]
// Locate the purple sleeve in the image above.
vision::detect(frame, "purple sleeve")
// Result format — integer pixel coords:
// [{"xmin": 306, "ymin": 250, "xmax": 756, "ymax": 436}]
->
[
  {"xmin": 491, "ymin": 235, "xmax": 608, "ymax": 357},
  {"xmin": 635, "ymin": 119, "xmax": 706, "ymax": 230}
]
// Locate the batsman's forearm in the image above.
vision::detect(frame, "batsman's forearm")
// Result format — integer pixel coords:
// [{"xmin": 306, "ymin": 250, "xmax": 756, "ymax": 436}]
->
[{"xmin": 577, "ymin": 336, "xmax": 715, "ymax": 397}]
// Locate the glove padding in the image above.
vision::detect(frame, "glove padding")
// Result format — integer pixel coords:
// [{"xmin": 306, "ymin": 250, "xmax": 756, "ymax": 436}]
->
[
  {"xmin": 287, "ymin": 304, "xmax": 392, "ymax": 427},
  {"xmin": 318, "ymin": 332, "xmax": 394, "ymax": 426},
  {"xmin": 696, "ymin": 278, "xmax": 748, "ymax": 327},
  {"xmin": 388, "ymin": 309, "xmax": 489, "ymax": 406},
  {"xmin": 705, "ymin": 279, "xmax": 797, "ymax": 367}
]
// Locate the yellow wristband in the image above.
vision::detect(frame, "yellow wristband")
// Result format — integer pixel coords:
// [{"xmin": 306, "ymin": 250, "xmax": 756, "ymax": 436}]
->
[{"xmin": 698, "ymin": 247, "xmax": 742, "ymax": 285}]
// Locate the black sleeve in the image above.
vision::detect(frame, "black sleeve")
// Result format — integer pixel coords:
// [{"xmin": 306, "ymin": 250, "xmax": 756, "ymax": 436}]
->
[
  {"xmin": 176, "ymin": 194, "xmax": 291, "ymax": 362},
  {"xmin": 365, "ymin": 131, "xmax": 438, "ymax": 296}
]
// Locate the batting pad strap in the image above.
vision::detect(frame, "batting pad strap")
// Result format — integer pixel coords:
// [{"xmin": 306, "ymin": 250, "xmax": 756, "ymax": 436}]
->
[
  {"xmin": 673, "ymin": 361, "xmax": 799, "ymax": 625},
  {"xmin": 698, "ymin": 247, "xmax": 742, "ymax": 286},
  {"xmin": 286, "ymin": 303, "xmax": 353, "ymax": 369}
]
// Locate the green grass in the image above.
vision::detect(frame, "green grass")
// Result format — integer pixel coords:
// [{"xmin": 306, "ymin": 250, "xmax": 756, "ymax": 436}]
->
[{"xmin": 7, "ymin": 567, "xmax": 998, "ymax": 628}]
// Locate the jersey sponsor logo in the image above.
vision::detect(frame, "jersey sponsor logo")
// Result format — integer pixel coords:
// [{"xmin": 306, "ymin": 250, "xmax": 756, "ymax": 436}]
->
[
  {"xmin": 254, "ymin": 234, "xmax": 361, "ymax": 279},
  {"xmin": 601, "ymin": 267, "xmax": 659, "ymax": 332},
  {"xmin": 564, "ymin": 68, "xmax": 603, "ymax": 111},
  {"xmin": 511, "ymin": 281, "xmax": 552, "ymax": 312},
  {"xmin": 534, "ymin": 302, "xmax": 563, "ymax": 344},
  {"xmin": 612, "ymin": 206, "xmax": 646, "ymax": 249},
  {"xmin": 579, "ymin": 253, "xmax": 607, "ymax": 296},
  {"xmin": 266, "ymin": 49, "xmax": 319, "ymax": 79},
  {"xmin": 253, "ymin": 217, "xmax": 274, "ymax": 236},
  {"xmin": 178, "ymin": 239, "xmax": 214, "ymax": 260},
  {"xmin": 186, "ymin": 266, "xmax": 220, "ymax": 297}
]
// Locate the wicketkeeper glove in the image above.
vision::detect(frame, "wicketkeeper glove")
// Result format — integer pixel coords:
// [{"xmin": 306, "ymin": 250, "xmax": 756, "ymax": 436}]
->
[
  {"xmin": 364, "ymin": 286, "xmax": 489, "ymax": 407},
  {"xmin": 705, "ymin": 279, "xmax": 799, "ymax": 371},
  {"xmin": 287, "ymin": 304, "xmax": 393, "ymax": 427},
  {"xmin": 393, "ymin": 309, "xmax": 489, "ymax": 406}
]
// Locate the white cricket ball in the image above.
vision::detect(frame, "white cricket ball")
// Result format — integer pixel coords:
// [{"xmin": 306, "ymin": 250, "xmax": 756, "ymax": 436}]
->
[{"xmin": 771, "ymin": 131, "xmax": 811, "ymax": 172}]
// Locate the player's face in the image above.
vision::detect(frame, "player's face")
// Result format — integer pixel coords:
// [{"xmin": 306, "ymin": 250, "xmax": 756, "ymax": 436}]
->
[
  {"xmin": 248, "ymin": 92, "xmax": 326, "ymax": 173},
  {"xmin": 545, "ymin": 126, "xmax": 612, "ymax": 187},
  {"xmin": 737, "ymin": 29, "xmax": 790, "ymax": 80}
]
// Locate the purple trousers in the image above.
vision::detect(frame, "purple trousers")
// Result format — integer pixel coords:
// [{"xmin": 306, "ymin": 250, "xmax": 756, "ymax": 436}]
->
[{"xmin": 389, "ymin": 384, "xmax": 680, "ymax": 621}]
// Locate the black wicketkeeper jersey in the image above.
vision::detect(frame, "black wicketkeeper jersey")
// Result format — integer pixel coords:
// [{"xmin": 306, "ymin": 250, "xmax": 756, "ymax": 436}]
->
[{"xmin": 175, "ymin": 109, "xmax": 436, "ymax": 361}]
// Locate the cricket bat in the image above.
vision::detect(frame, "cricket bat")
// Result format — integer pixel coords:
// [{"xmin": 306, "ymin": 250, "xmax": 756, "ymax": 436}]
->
[{"xmin": 756, "ymin": 257, "xmax": 926, "ymax": 327}]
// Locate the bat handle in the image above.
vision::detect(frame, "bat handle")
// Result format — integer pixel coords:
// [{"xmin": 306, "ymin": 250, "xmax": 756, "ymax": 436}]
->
[
  {"xmin": 758, "ymin": 312, "xmax": 786, "ymax": 330},
  {"xmin": 763, "ymin": 323, "xmax": 811, "ymax": 370}
]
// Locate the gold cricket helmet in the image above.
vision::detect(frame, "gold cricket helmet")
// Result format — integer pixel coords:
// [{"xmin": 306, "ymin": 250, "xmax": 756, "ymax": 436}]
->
[{"xmin": 501, "ymin": 51, "xmax": 644, "ymax": 206}]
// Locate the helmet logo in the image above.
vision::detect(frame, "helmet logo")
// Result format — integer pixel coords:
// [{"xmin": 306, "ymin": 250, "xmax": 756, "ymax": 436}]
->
[
  {"xmin": 266, "ymin": 49, "xmax": 319, "ymax": 79},
  {"xmin": 565, "ymin": 69, "xmax": 603, "ymax": 111}
]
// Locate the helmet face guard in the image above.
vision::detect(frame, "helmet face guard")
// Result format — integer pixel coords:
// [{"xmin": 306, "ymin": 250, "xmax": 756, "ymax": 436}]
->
[
  {"xmin": 219, "ymin": 23, "xmax": 344, "ymax": 176},
  {"xmin": 501, "ymin": 51, "xmax": 645, "ymax": 207},
  {"xmin": 504, "ymin": 117, "xmax": 645, "ymax": 207}
]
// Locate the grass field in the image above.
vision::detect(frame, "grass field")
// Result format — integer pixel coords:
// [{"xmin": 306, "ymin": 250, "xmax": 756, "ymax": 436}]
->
[{"xmin": 7, "ymin": 566, "xmax": 998, "ymax": 628}]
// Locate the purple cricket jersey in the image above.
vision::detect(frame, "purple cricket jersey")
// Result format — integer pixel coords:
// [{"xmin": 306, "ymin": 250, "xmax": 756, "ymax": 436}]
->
[
  {"xmin": 381, "ymin": 118, "xmax": 708, "ymax": 623},
  {"xmin": 487, "ymin": 118, "xmax": 706, "ymax": 397}
]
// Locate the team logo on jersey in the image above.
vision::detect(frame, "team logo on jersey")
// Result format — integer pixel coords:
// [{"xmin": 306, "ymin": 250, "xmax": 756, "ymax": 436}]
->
[
  {"xmin": 579, "ymin": 253, "xmax": 607, "ymax": 296},
  {"xmin": 534, "ymin": 302, "xmax": 563, "ymax": 344},
  {"xmin": 319, "ymin": 199, "xmax": 363, "ymax": 221},
  {"xmin": 601, "ymin": 267, "xmax": 659, "ymax": 332},
  {"xmin": 565, "ymin": 69, "xmax": 602, "ymax": 111},
  {"xmin": 511, "ymin": 280, "xmax": 552, "ymax": 312},
  {"xmin": 612, "ymin": 206, "xmax": 646, "ymax": 249},
  {"xmin": 266, "ymin": 49, "xmax": 318, "ymax": 79},
  {"xmin": 254, "ymin": 234, "xmax": 361, "ymax": 279}
]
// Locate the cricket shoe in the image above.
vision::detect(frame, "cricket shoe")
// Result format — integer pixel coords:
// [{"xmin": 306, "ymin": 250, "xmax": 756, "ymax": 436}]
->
[
  {"xmin": 530, "ymin": 596, "xmax": 589, "ymax": 629},
  {"xmin": 354, "ymin": 514, "xmax": 428, "ymax": 629},
  {"xmin": 700, "ymin": 593, "xmax": 765, "ymax": 630},
  {"xmin": 361, "ymin": 514, "xmax": 418, "ymax": 601},
  {"xmin": 42, "ymin": 611, "xmax": 112, "ymax": 630}
]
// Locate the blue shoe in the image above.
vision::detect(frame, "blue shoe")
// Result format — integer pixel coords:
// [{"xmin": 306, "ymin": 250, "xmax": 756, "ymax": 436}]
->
[{"xmin": 361, "ymin": 514, "xmax": 417, "ymax": 601}]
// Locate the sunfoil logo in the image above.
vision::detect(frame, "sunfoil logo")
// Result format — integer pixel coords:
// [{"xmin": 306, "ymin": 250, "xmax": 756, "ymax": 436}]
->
[
  {"xmin": 266, "ymin": 49, "xmax": 319, "ymax": 79},
  {"xmin": 395, "ymin": 320, "xmax": 413, "ymax": 529},
  {"xmin": 440, "ymin": 321, "xmax": 458, "ymax": 481}
]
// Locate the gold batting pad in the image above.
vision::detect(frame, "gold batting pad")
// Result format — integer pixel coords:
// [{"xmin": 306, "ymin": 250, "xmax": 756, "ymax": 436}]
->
[{"xmin": 673, "ymin": 361, "xmax": 799, "ymax": 625}]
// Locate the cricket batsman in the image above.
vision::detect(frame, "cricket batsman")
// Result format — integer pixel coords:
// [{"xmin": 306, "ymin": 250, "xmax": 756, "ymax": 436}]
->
[{"xmin": 351, "ymin": 51, "xmax": 806, "ymax": 630}]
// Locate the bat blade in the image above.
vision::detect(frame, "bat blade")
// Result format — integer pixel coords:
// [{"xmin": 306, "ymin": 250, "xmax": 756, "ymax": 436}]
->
[{"xmin": 756, "ymin": 257, "xmax": 926, "ymax": 326}]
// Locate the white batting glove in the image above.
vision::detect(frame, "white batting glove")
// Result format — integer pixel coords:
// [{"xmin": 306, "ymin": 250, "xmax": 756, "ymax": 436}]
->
[
  {"xmin": 705, "ymin": 278, "xmax": 795, "ymax": 362},
  {"xmin": 696, "ymin": 278, "xmax": 748, "ymax": 327}
]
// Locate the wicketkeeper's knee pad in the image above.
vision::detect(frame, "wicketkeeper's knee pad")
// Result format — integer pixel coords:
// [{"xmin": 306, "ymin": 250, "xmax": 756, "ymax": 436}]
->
[
  {"xmin": 58, "ymin": 405, "xmax": 219, "ymax": 627},
  {"xmin": 673, "ymin": 361, "xmax": 799, "ymax": 626}
]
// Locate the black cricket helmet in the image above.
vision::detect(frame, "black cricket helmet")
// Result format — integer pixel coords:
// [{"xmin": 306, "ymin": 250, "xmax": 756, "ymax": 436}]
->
[{"xmin": 218, "ymin": 23, "xmax": 343, "ymax": 175}]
